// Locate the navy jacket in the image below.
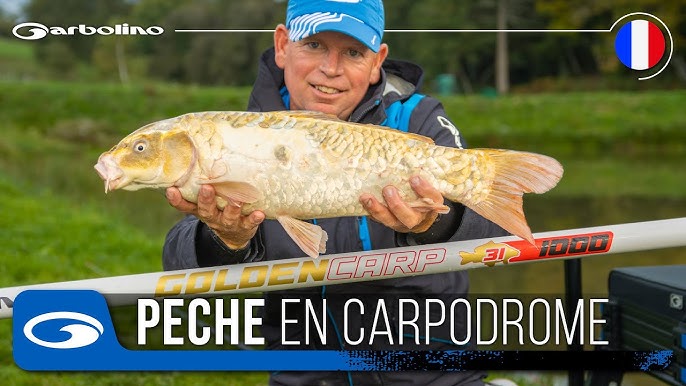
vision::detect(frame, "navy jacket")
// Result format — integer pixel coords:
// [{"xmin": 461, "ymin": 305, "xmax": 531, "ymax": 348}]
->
[{"xmin": 163, "ymin": 48, "xmax": 508, "ymax": 386}]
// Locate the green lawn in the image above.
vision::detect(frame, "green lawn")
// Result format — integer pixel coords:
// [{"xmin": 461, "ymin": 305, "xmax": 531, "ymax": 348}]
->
[{"xmin": 0, "ymin": 38, "xmax": 33, "ymax": 60}]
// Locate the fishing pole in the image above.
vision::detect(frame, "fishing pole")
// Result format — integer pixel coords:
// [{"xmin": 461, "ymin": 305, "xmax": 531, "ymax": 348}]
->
[{"xmin": 1, "ymin": 217, "xmax": 684, "ymax": 319}]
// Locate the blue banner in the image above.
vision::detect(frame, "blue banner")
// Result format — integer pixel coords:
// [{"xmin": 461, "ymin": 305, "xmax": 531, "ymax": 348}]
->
[{"xmin": 12, "ymin": 290, "xmax": 673, "ymax": 372}]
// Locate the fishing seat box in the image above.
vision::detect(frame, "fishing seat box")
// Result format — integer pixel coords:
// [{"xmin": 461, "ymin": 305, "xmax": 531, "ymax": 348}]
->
[{"xmin": 593, "ymin": 265, "xmax": 686, "ymax": 385}]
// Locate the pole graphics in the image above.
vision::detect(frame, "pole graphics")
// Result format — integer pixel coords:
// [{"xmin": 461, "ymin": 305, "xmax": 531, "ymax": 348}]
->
[{"xmin": 1, "ymin": 217, "xmax": 685, "ymax": 319}]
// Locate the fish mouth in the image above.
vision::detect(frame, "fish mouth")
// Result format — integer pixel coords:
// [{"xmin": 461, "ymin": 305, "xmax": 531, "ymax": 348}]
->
[{"xmin": 94, "ymin": 154, "xmax": 126, "ymax": 193}]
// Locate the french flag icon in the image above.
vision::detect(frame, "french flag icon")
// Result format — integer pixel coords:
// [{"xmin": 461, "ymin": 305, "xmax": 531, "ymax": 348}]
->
[{"xmin": 615, "ymin": 19, "xmax": 666, "ymax": 70}]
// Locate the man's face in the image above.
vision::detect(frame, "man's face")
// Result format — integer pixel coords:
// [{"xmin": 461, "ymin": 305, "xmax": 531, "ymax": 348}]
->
[{"xmin": 274, "ymin": 25, "xmax": 388, "ymax": 120}]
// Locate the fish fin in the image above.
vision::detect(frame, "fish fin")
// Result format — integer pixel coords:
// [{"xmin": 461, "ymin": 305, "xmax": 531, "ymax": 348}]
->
[
  {"xmin": 202, "ymin": 181, "xmax": 264, "ymax": 204},
  {"xmin": 407, "ymin": 197, "xmax": 451, "ymax": 214},
  {"xmin": 276, "ymin": 216, "xmax": 328, "ymax": 259},
  {"xmin": 442, "ymin": 149, "xmax": 563, "ymax": 244}
]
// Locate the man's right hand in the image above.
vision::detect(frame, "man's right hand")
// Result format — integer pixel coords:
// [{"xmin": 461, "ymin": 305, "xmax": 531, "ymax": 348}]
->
[{"xmin": 166, "ymin": 185, "xmax": 265, "ymax": 250}]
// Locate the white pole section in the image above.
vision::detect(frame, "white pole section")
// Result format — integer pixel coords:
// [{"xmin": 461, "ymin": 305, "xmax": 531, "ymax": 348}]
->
[{"xmin": 1, "ymin": 217, "xmax": 684, "ymax": 319}]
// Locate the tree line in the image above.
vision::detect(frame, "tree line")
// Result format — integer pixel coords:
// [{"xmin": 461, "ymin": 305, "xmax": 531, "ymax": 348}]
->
[{"xmin": 3, "ymin": 0, "xmax": 684, "ymax": 92}]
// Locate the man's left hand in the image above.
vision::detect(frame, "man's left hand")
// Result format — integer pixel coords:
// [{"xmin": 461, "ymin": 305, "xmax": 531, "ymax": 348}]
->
[{"xmin": 360, "ymin": 175, "xmax": 443, "ymax": 233}]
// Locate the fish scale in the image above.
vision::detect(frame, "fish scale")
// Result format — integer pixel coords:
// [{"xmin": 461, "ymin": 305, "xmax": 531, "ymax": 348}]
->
[
  {"xmin": 95, "ymin": 110, "xmax": 563, "ymax": 258},
  {"xmin": 230, "ymin": 111, "xmax": 497, "ymax": 215}
]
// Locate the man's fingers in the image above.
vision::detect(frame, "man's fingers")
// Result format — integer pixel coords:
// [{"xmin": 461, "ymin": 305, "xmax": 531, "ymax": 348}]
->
[
  {"xmin": 361, "ymin": 179, "xmax": 443, "ymax": 233},
  {"xmin": 360, "ymin": 194, "xmax": 387, "ymax": 220},
  {"xmin": 196, "ymin": 185, "xmax": 221, "ymax": 221},
  {"xmin": 382, "ymin": 186, "xmax": 422, "ymax": 230},
  {"xmin": 166, "ymin": 184, "xmax": 263, "ymax": 250},
  {"xmin": 409, "ymin": 176, "xmax": 444, "ymax": 204},
  {"xmin": 412, "ymin": 212, "xmax": 439, "ymax": 233},
  {"xmin": 360, "ymin": 193, "xmax": 408, "ymax": 231},
  {"xmin": 230, "ymin": 209, "xmax": 264, "ymax": 230},
  {"xmin": 248, "ymin": 211, "xmax": 266, "ymax": 227},
  {"xmin": 220, "ymin": 196, "xmax": 244, "ymax": 219},
  {"xmin": 166, "ymin": 187, "xmax": 197, "ymax": 214}
]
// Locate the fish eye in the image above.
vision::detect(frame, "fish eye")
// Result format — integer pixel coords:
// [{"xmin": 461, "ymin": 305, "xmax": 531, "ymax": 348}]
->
[{"xmin": 133, "ymin": 140, "xmax": 147, "ymax": 152}]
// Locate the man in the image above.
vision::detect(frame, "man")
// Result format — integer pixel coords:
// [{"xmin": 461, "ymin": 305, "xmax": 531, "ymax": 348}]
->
[{"xmin": 163, "ymin": 0, "xmax": 509, "ymax": 384}]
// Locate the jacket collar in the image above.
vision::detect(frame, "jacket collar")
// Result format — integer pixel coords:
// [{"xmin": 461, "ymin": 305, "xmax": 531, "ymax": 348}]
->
[{"xmin": 247, "ymin": 47, "xmax": 424, "ymax": 124}]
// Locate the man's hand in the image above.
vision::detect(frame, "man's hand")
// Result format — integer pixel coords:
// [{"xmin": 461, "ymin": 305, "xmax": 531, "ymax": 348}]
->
[
  {"xmin": 166, "ymin": 185, "xmax": 265, "ymax": 249},
  {"xmin": 360, "ymin": 176, "xmax": 442, "ymax": 233}
]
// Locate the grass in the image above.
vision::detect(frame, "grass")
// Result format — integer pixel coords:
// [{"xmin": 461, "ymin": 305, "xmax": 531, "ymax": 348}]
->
[
  {"xmin": 0, "ymin": 175, "xmax": 162, "ymax": 284},
  {"xmin": 448, "ymin": 90, "xmax": 686, "ymax": 160},
  {"xmin": 0, "ymin": 80, "xmax": 253, "ymax": 132},
  {"xmin": 0, "ymin": 173, "xmax": 269, "ymax": 385},
  {"xmin": 0, "ymin": 38, "xmax": 33, "ymax": 60},
  {"xmin": 0, "ymin": 79, "xmax": 683, "ymax": 386},
  {"xmin": 549, "ymin": 158, "xmax": 685, "ymax": 198},
  {"xmin": 0, "ymin": 38, "xmax": 42, "ymax": 81}
]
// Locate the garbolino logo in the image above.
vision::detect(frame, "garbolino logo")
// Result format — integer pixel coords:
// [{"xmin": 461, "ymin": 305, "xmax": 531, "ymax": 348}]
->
[
  {"xmin": 12, "ymin": 22, "xmax": 164, "ymax": 40},
  {"xmin": 23, "ymin": 311, "xmax": 104, "ymax": 349}
]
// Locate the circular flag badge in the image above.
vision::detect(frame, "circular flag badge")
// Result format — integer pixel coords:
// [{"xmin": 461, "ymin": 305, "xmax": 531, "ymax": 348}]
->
[{"xmin": 615, "ymin": 19, "xmax": 666, "ymax": 70}]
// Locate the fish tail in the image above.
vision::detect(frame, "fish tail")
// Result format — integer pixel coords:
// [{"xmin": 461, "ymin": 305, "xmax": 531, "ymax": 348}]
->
[{"xmin": 440, "ymin": 148, "xmax": 563, "ymax": 243}]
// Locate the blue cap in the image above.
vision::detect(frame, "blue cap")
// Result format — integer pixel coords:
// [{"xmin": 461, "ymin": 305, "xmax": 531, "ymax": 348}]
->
[{"xmin": 286, "ymin": 0, "xmax": 385, "ymax": 52}]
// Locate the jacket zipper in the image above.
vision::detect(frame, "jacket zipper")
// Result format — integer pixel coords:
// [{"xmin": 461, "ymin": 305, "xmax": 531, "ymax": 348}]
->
[{"xmin": 350, "ymin": 98, "xmax": 381, "ymax": 123}]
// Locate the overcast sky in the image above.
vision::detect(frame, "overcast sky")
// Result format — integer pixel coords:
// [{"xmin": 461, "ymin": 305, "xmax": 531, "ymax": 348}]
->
[{"xmin": 0, "ymin": 0, "xmax": 26, "ymax": 18}]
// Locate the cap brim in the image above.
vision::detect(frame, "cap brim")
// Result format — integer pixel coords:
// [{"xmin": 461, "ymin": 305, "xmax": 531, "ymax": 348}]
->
[{"xmin": 289, "ymin": 13, "xmax": 381, "ymax": 52}]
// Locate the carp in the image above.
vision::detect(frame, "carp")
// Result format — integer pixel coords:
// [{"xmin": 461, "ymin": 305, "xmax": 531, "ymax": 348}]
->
[{"xmin": 94, "ymin": 111, "xmax": 563, "ymax": 258}]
